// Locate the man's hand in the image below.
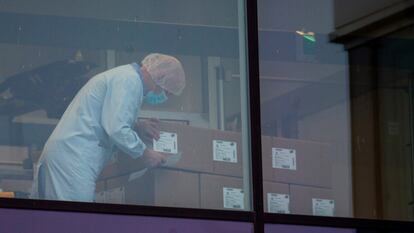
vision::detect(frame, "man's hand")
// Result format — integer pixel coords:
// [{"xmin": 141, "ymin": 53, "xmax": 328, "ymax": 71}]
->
[
  {"xmin": 142, "ymin": 148, "xmax": 168, "ymax": 168},
  {"xmin": 135, "ymin": 118, "xmax": 160, "ymax": 143}
]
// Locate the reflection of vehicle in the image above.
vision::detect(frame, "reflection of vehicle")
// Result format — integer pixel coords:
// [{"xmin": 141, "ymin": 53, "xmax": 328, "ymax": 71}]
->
[{"xmin": 0, "ymin": 59, "xmax": 97, "ymax": 118}]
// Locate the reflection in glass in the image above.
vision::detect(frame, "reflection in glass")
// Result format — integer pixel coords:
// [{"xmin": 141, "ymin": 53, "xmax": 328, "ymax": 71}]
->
[
  {"xmin": 258, "ymin": 0, "xmax": 351, "ymax": 217},
  {"xmin": 258, "ymin": 0, "xmax": 414, "ymax": 222},
  {"xmin": 350, "ymin": 26, "xmax": 414, "ymax": 221},
  {"xmin": 0, "ymin": 0, "xmax": 252, "ymax": 211}
]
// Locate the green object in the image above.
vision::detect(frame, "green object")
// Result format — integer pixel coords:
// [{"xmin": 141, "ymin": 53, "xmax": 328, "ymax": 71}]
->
[
  {"xmin": 303, "ymin": 35, "xmax": 316, "ymax": 55},
  {"xmin": 303, "ymin": 34, "xmax": 316, "ymax": 42}
]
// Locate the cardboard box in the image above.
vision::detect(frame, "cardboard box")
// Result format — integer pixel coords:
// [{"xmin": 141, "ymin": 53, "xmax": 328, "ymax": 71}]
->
[
  {"xmin": 0, "ymin": 146, "xmax": 29, "ymax": 166},
  {"xmin": 290, "ymin": 185, "xmax": 335, "ymax": 216},
  {"xmin": 94, "ymin": 180, "xmax": 106, "ymax": 203},
  {"xmin": 263, "ymin": 181, "xmax": 290, "ymax": 213},
  {"xmin": 200, "ymin": 174, "xmax": 245, "ymax": 210},
  {"xmin": 99, "ymin": 153, "xmax": 147, "ymax": 179},
  {"xmin": 105, "ymin": 168, "xmax": 200, "ymax": 208},
  {"xmin": 211, "ymin": 130, "xmax": 243, "ymax": 177},
  {"xmin": 262, "ymin": 136, "xmax": 332, "ymax": 188},
  {"xmin": 0, "ymin": 179, "xmax": 33, "ymax": 193},
  {"xmin": 159, "ymin": 122, "xmax": 244, "ymax": 177},
  {"xmin": 158, "ymin": 122, "xmax": 214, "ymax": 173},
  {"xmin": 100, "ymin": 122, "xmax": 215, "ymax": 178},
  {"xmin": 100, "ymin": 122, "xmax": 246, "ymax": 178},
  {"xmin": 95, "ymin": 180, "xmax": 105, "ymax": 192}
]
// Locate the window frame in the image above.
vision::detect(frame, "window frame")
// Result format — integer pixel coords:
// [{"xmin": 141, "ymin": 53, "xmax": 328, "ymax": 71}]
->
[{"xmin": 1, "ymin": 1, "xmax": 414, "ymax": 233}]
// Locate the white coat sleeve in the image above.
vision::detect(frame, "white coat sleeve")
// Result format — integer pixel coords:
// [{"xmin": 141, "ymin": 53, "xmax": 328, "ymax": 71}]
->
[{"xmin": 101, "ymin": 75, "xmax": 146, "ymax": 159}]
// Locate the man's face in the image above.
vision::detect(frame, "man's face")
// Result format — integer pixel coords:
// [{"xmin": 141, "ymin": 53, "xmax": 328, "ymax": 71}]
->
[
  {"xmin": 141, "ymin": 66, "xmax": 173, "ymax": 99},
  {"xmin": 153, "ymin": 85, "xmax": 173, "ymax": 98}
]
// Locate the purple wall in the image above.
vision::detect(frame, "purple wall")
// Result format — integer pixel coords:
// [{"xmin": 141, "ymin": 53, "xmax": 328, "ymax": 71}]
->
[
  {"xmin": 265, "ymin": 224, "xmax": 356, "ymax": 233},
  {"xmin": 0, "ymin": 208, "xmax": 253, "ymax": 233}
]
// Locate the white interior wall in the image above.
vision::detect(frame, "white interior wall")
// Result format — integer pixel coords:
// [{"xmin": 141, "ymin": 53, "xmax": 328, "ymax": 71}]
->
[
  {"xmin": 259, "ymin": 61, "xmax": 346, "ymax": 102},
  {"xmin": 0, "ymin": 0, "xmax": 238, "ymax": 27},
  {"xmin": 258, "ymin": 0, "xmax": 334, "ymax": 33}
]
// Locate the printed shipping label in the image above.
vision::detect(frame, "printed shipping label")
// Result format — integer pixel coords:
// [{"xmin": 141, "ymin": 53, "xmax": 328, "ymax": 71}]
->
[
  {"xmin": 223, "ymin": 187, "xmax": 244, "ymax": 210},
  {"xmin": 267, "ymin": 193, "xmax": 290, "ymax": 213},
  {"xmin": 213, "ymin": 140, "xmax": 237, "ymax": 163},
  {"xmin": 312, "ymin": 198, "xmax": 335, "ymax": 216},
  {"xmin": 272, "ymin": 148, "xmax": 297, "ymax": 170},
  {"xmin": 153, "ymin": 131, "xmax": 178, "ymax": 154}
]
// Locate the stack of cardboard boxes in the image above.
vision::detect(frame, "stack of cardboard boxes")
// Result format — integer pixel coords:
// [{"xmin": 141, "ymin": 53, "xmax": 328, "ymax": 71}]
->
[
  {"xmin": 0, "ymin": 146, "xmax": 33, "ymax": 195},
  {"xmin": 96, "ymin": 121, "xmax": 246, "ymax": 211},
  {"xmin": 261, "ymin": 136, "xmax": 335, "ymax": 216},
  {"xmin": 96, "ymin": 122, "xmax": 336, "ymax": 216}
]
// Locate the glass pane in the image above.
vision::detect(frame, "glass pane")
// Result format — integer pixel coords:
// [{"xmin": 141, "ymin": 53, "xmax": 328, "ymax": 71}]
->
[
  {"xmin": 258, "ymin": 0, "xmax": 414, "ymax": 222},
  {"xmin": 350, "ymin": 26, "xmax": 414, "ymax": 221},
  {"xmin": 0, "ymin": 208, "xmax": 253, "ymax": 233},
  {"xmin": 0, "ymin": 0, "xmax": 252, "ymax": 210},
  {"xmin": 258, "ymin": 0, "xmax": 352, "ymax": 217}
]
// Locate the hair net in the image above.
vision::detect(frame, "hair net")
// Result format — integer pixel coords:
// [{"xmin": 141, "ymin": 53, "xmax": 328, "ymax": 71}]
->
[{"xmin": 141, "ymin": 53, "xmax": 186, "ymax": 96}]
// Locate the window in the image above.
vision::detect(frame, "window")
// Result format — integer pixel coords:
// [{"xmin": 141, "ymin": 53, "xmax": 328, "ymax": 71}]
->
[
  {"xmin": 0, "ymin": 0, "xmax": 253, "ymax": 211},
  {"xmin": 258, "ymin": 0, "xmax": 414, "ymax": 222},
  {"xmin": 350, "ymin": 25, "xmax": 414, "ymax": 221},
  {"xmin": 258, "ymin": 0, "xmax": 352, "ymax": 217}
]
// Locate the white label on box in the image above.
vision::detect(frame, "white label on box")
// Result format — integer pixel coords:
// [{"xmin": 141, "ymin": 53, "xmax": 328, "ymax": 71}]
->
[
  {"xmin": 272, "ymin": 148, "xmax": 296, "ymax": 170},
  {"xmin": 153, "ymin": 131, "xmax": 178, "ymax": 154},
  {"xmin": 105, "ymin": 187, "xmax": 125, "ymax": 204},
  {"xmin": 223, "ymin": 187, "xmax": 244, "ymax": 210},
  {"xmin": 267, "ymin": 193, "xmax": 290, "ymax": 214},
  {"xmin": 312, "ymin": 198, "xmax": 335, "ymax": 216},
  {"xmin": 213, "ymin": 140, "xmax": 237, "ymax": 163}
]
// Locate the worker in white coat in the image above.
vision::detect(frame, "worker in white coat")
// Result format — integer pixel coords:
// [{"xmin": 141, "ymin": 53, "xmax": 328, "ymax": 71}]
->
[{"xmin": 32, "ymin": 53, "xmax": 186, "ymax": 202}]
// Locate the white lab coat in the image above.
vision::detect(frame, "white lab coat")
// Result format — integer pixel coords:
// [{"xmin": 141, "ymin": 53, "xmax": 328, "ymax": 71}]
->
[{"xmin": 32, "ymin": 63, "xmax": 146, "ymax": 202}]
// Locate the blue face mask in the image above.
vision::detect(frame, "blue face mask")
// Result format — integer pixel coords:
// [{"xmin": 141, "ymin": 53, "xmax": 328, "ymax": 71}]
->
[{"xmin": 145, "ymin": 90, "xmax": 168, "ymax": 105}]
